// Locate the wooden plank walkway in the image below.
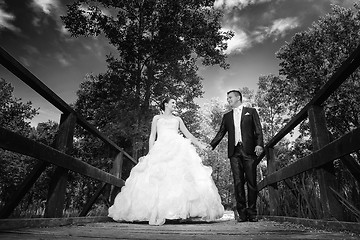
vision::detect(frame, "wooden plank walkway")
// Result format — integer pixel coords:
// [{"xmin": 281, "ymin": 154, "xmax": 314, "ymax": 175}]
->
[{"xmin": 0, "ymin": 212, "xmax": 359, "ymax": 240}]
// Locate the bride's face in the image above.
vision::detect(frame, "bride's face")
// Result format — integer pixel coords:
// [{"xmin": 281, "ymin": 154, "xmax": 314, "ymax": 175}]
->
[{"xmin": 166, "ymin": 99, "xmax": 177, "ymax": 111}]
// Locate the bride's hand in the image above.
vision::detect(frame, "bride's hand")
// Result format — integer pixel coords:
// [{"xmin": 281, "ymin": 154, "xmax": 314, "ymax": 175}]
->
[{"xmin": 197, "ymin": 142, "xmax": 207, "ymax": 151}]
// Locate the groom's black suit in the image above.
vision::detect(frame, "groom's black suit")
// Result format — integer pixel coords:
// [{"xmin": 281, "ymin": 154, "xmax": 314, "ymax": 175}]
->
[{"xmin": 210, "ymin": 106, "xmax": 263, "ymax": 220}]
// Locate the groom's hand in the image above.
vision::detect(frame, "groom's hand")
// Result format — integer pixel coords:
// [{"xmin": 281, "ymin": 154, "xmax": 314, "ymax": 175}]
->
[
  {"xmin": 255, "ymin": 146, "xmax": 263, "ymax": 156},
  {"xmin": 205, "ymin": 144, "xmax": 212, "ymax": 151},
  {"xmin": 198, "ymin": 142, "xmax": 207, "ymax": 151}
]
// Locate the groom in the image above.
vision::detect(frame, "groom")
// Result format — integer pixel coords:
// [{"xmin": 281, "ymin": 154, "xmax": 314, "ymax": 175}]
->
[{"xmin": 209, "ymin": 90, "xmax": 264, "ymax": 222}]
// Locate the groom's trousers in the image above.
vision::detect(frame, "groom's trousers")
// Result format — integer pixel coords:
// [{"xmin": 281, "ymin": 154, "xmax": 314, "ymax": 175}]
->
[{"xmin": 229, "ymin": 142, "xmax": 258, "ymax": 219}]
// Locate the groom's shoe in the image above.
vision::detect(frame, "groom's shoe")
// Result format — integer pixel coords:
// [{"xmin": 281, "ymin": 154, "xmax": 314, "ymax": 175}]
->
[
  {"xmin": 237, "ymin": 211, "xmax": 248, "ymax": 222},
  {"xmin": 248, "ymin": 216, "xmax": 258, "ymax": 222},
  {"xmin": 237, "ymin": 217, "xmax": 247, "ymax": 222}
]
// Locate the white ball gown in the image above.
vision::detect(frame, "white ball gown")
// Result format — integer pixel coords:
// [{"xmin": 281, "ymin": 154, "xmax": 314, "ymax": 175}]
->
[{"xmin": 108, "ymin": 117, "xmax": 224, "ymax": 225}]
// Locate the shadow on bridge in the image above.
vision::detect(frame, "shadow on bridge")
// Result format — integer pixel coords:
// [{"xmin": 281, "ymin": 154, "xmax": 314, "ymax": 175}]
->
[{"xmin": 0, "ymin": 41, "xmax": 360, "ymax": 237}]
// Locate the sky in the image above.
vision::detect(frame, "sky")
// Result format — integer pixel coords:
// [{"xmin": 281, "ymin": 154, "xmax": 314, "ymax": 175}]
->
[{"xmin": 0, "ymin": 0, "xmax": 356, "ymax": 126}]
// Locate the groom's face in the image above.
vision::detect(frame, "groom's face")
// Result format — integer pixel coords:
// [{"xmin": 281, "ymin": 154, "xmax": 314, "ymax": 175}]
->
[{"xmin": 227, "ymin": 92, "xmax": 241, "ymax": 107}]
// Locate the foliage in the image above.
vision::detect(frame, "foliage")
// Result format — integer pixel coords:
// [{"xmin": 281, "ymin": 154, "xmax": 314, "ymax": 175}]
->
[
  {"xmin": 256, "ymin": 74, "xmax": 289, "ymax": 143},
  {"xmin": 30, "ymin": 120, "xmax": 59, "ymax": 145},
  {"xmin": 276, "ymin": 3, "xmax": 360, "ymax": 137},
  {"xmin": 0, "ymin": 78, "xmax": 38, "ymax": 135},
  {"xmin": 62, "ymin": 0, "xmax": 232, "ymax": 68}
]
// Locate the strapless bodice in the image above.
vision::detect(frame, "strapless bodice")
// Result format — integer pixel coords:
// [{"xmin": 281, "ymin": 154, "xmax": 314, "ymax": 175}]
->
[{"xmin": 156, "ymin": 117, "xmax": 179, "ymax": 138}]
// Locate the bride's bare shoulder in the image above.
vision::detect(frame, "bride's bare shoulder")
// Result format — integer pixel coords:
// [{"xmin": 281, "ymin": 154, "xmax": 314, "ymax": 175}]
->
[
  {"xmin": 175, "ymin": 116, "xmax": 184, "ymax": 123},
  {"xmin": 152, "ymin": 115, "xmax": 161, "ymax": 121}
]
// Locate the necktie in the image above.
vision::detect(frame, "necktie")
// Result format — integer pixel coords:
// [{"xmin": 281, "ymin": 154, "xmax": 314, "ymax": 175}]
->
[{"xmin": 234, "ymin": 107, "xmax": 242, "ymax": 145}]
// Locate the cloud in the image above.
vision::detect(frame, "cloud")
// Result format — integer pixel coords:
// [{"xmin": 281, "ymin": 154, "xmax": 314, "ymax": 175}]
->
[
  {"xmin": 30, "ymin": 107, "xmax": 61, "ymax": 127},
  {"xmin": 253, "ymin": 17, "xmax": 299, "ymax": 42},
  {"xmin": 214, "ymin": 0, "xmax": 273, "ymax": 10},
  {"xmin": 269, "ymin": 17, "xmax": 299, "ymax": 37},
  {"xmin": 19, "ymin": 57, "xmax": 31, "ymax": 67},
  {"xmin": 30, "ymin": 0, "xmax": 73, "ymax": 37},
  {"xmin": 60, "ymin": 25, "xmax": 71, "ymax": 36},
  {"xmin": 0, "ymin": 5, "xmax": 21, "ymax": 33},
  {"xmin": 23, "ymin": 45, "xmax": 40, "ymax": 55},
  {"xmin": 31, "ymin": 0, "xmax": 59, "ymax": 15},
  {"xmin": 223, "ymin": 17, "xmax": 299, "ymax": 54},
  {"xmin": 32, "ymin": 16, "xmax": 41, "ymax": 28},
  {"xmin": 54, "ymin": 52, "xmax": 70, "ymax": 66},
  {"xmin": 224, "ymin": 28, "xmax": 251, "ymax": 54}
]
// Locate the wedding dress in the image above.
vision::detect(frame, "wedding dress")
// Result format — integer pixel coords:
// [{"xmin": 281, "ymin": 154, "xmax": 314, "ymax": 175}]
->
[{"xmin": 108, "ymin": 117, "xmax": 224, "ymax": 225}]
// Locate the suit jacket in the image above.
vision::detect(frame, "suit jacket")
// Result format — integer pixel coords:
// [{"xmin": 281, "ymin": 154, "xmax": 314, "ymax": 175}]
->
[{"xmin": 210, "ymin": 107, "xmax": 264, "ymax": 158}]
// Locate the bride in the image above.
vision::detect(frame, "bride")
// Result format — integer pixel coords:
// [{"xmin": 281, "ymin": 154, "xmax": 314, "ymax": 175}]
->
[{"xmin": 108, "ymin": 97, "xmax": 224, "ymax": 225}]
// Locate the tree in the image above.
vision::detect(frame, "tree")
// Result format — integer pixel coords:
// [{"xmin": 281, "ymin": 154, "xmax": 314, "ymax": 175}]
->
[
  {"xmin": 0, "ymin": 78, "xmax": 38, "ymax": 135},
  {"xmin": 239, "ymin": 87, "xmax": 255, "ymax": 106},
  {"xmin": 30, "ymin": 120, "xmax": 59, "ymax": 145},
  {"xmin": 73, "ymin": 59, "xmax": 205, "ymax": 157},
  {"xmin": 276, "ymin": 4, "xmax": 360, "ymax": 138},
  {"xmin": 256, "ymin": 74, "xmax": 289, "ymax": 143}
]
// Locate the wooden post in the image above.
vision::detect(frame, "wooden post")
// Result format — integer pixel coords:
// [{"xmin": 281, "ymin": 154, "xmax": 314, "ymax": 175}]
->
[
  {"xmin": 328, "ymin": 132, "xmax": 360, "ymax": 183},
  {"xmin": 308, "ymin": 105, "xmax": 343, "ymax": 220},
  {"xmin": 44, "ymin": 113, "xmax": 76, "ymax": 218},
  {"xmin": 0, "ymin": 160, "xmax": 47, "ymax": 218},
  {"xmin": 284, "ymin": 179, "xmax": 299, "ymax": 200},
  {"xmin": 79, "ymin": 183, "xmax": 107, "ymax": 217},
  {"xmin": 110, "ymin": 152, "xmax": 124, "ymax": 205},
  {"xmin": 266, "ymin": 147, "xmax": 279, "ymax": 215},
  {"xmin": 340, "ymin": 155, "xmax": 360, "ymax": 184},
  {"xmin": 79, "ymin": 151, "xmax": 124, "ymax": 216}
]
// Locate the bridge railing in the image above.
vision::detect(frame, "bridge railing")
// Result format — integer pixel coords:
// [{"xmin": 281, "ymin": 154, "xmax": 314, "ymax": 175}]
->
[
  {"xmin": 256, "ymin": 43, "xmax": 360, "ymax": 220},
  {"xmin": 0, "ymin": 46, "xmax": 137, "ymax": 219}
]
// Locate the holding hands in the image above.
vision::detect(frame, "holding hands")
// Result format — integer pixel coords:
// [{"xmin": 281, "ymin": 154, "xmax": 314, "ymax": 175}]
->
[
  {"xmin": 196, "ymin": 141, "xmax": 208, "ymax": 151},
  {"xmin": 193, "ymin": 140, "xmax": 212, "ymax": 151},
  {"xmin": 255, "ymin": 145, "xmax": 263, "ymax": 156},
  {"xmin": 201, "ymin": 142, "xmax": 263, "ymax": 156},
  {"xmin": 205, "ymin": 144, "xmax": 212, "ymax": 151}
]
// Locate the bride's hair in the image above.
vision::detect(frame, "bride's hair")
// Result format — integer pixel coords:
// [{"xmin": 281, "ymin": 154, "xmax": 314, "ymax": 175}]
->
[{"xmin": 160, "ymin": 97, "xmax": 172, "ymax": 111}]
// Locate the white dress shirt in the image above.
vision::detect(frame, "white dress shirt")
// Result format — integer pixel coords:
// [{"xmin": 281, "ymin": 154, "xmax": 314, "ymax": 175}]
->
[{"xmin": 233, "ymin": 105, "xmax": 243, "ymax": 146}]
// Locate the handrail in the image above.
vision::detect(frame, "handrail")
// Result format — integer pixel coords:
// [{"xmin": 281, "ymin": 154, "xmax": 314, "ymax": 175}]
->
[
  {"xmin": 0, "ymin": 127, "xmax": 125, "ymax": 188},
  {"xmin": 0, "ymin": 46, "xmax": 136, "ymax": 165},
  {"xmin": 258, "ymin": 126, "xmax": 360, "ymax": 190},
  {"xmin": 0, "ymin": 45, "xmax": 138, "ymax": 218}
]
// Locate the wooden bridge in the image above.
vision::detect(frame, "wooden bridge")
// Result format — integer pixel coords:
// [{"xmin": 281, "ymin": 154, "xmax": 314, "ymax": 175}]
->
[
  {"xmin": 1, "ymin": 42, "xmax": 360, "ymax": 239},
  {"xmin": 1, "ymin": 213, "xmax": 359, "ymax": 239}
]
